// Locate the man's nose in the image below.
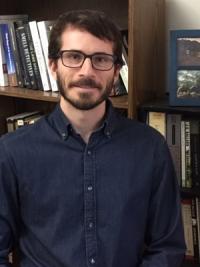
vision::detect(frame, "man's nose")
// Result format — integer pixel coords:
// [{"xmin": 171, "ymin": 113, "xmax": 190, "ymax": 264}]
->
[{"xmin": 79, "ymin": 57, "xmax": 94, "ymax": 75}]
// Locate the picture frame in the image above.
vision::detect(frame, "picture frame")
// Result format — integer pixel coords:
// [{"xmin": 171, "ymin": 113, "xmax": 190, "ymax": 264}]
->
[{"xmin": 170, "ymin": 30, "xmax": 200, "ymax": 106}]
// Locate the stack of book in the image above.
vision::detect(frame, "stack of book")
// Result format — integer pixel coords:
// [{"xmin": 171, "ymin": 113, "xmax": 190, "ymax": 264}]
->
[
  {"xmin": 146, "ymin": 111, "xmax": 200, "ymax": 190},
  {"xmin": 6, "ymin": 110, "xmax": 42, "ymax": 132},
  {"xmin": 0, "ymin": 14, "xmax": 57, "ymax": 91},
  {"xmin": 0, "ymin": 14, "xmax": 128, "ymax": 96},
  {"xmin": 145, "ymin": 110, "xmax": 200, "ymax": 264}
]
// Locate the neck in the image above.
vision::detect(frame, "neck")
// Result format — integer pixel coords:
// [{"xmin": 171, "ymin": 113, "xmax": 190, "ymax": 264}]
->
[{"xmin": 60, "ymin": 97, "xmax": 106, "ymax": 143}]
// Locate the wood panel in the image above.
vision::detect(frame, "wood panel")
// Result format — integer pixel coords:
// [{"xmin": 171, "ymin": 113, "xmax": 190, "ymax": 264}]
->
[
  {"xmin": 128, "ymin": 0, "xmax": 165, "ymax": 118},
  {"xmin": 18, "ymin": 0, "xmax": 128, "ymax": 29}
]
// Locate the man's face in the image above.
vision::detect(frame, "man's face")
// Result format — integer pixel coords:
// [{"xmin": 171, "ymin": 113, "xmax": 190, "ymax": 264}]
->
[{"xmin": 50, "ymin": 26, "xmax": 120, "ymax": 110}]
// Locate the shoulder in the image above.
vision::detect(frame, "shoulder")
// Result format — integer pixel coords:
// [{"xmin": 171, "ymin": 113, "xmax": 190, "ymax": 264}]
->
[{"xmin": 116, "ymin": 115, "xmax": 165, "ymax": 146}]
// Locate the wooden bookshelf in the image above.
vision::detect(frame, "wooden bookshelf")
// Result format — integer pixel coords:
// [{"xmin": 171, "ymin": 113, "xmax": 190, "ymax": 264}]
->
[
  {"xmin": 0, "ymin": 0, "xmax": 166, "ymax": 130},
  {"xmin": 0, "ymin": 86, "xmax": 128, "ymax": 108}
]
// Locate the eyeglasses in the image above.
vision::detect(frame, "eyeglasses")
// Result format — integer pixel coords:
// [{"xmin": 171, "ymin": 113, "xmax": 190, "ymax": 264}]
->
[{"xmin": 58, "ymin": 50, "xmax": 117, "ymax": 71}]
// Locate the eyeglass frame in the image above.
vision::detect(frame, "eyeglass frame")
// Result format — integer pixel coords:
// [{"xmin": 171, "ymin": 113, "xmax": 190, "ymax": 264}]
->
[{"xmin": 57, "ymin": 50, "xmax": 121, "ymax": 71}]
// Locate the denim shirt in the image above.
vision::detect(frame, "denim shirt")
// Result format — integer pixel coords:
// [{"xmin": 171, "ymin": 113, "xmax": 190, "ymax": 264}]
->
[{"xmin": 0, "ymin": 102, "xmax": 185, "ymax": 267}]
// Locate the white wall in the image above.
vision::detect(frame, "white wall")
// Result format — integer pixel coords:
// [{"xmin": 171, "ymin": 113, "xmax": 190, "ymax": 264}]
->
[
  {"xmin": 166, "ymin": 0, "xmax": 200, "ymax": 30},
  {"xmin": 165, "ymin": 0, "xmax": 200, "ymax": 90}
]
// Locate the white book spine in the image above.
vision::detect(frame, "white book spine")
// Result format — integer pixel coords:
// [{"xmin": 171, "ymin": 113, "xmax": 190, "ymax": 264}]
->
[
  {"xmin": 37, "ymin": 21, "xmax": 58, "ymax": 92},
  {"xmin": 120, "ymin": 53, "xmax": 128, "ymax": 92},
  {"xmin": 29, "ymin": 21, "xmax": 51, "ymax": 91}
]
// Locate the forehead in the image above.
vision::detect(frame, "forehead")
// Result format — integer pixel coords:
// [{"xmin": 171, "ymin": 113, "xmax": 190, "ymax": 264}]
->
[{"xmin": 60, "ymin": 26, "xmax": 114, "ymax": 54}]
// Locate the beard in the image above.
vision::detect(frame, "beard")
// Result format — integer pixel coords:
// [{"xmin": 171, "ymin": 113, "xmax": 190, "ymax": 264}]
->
[{"xmin": 57, "ymin": 74, "xmax": 114, "ymax": 111}]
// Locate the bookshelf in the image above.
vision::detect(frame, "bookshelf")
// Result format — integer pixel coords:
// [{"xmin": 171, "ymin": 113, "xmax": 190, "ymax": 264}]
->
[
  {"xmin": 139, "ymin": 98, "xmax": 200, "ymax": 266},
  {"xmin": 0, "ymin": 0, "xmax": 166, "ymax": 136}
]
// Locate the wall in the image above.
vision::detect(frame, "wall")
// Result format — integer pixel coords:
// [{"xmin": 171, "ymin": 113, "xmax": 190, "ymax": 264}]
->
[{"xmin": 165, "ymin": 0, "xmax": 200, "ymax": 91}]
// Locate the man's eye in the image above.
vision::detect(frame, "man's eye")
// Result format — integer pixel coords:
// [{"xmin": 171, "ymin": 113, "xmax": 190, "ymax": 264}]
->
[
  {"xmin": 66, "ymin": 53, "xmax": 82, "ymax": 61},
  {"xmin": 95, "ymin": 56, "xmax": 106, "ymax": 62}
]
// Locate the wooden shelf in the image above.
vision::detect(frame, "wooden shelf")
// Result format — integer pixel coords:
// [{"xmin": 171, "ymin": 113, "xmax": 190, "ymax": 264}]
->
[
  {"xmin": 0, "ymin": 86, "xmax": 128, "ymax": 109},
  {"xmin": 0, "ymin": 86, "xmax": 59, "ymax": 102}
]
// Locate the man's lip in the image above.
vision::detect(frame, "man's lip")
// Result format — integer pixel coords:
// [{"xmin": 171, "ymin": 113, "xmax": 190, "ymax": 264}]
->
[{"xmin": 74, "ymin": 85, "xmax": 98, "ymax": 90}]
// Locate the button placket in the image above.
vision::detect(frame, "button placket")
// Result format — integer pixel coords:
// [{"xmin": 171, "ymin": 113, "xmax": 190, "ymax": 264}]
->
[{"xmin": 83, "ymin": 147, "xmax": 98, "ymax": 266}]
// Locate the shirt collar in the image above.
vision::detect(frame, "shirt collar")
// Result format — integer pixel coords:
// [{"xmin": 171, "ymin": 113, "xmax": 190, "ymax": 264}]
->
[{"xmin": 48, "ymin": 100, "xmax": 119, "ymax": 140}]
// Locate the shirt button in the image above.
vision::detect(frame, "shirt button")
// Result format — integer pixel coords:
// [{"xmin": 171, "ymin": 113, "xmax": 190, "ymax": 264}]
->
[
  {"xmin": 90, "ymin": 258, "xmax": 96, "ymax": 264},
  {"xmin": 87, "ymin": 150, "xmax": 92, "ymax": 155},
  {"xmin": 87, "ymin": 185, "xmax": 93, "ymax": 191},
  {"xmin": 88, "ymin": 222, "xmax": 93, "ymax": 228},
  {"xmin": 106, "ymin": 131, "xmax": 111, "ymax": 137},
  {"xmin": 61, "ymin": 132, "xmax": 67, "ymax": 139}
]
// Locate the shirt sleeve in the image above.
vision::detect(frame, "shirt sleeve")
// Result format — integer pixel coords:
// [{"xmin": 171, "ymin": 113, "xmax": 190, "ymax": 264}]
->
[
  {"xmin": 139, "ymin": 138, "xmax": 186, "ymax": 267},
  {"xmin": 0, "ymin": 140, "xmax": 20, "ymax": 267}
]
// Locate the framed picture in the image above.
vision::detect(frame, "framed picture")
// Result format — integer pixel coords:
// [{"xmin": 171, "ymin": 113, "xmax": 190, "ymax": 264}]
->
[{"xmin": 170, "ymin": 30, "xmax": 200, "ymax": 106}]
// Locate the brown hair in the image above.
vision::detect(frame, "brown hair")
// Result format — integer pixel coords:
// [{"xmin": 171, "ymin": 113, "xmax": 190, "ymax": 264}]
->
[{"xmin": 48, "ymin": 9, "xmax": 123, "ymax": 66}]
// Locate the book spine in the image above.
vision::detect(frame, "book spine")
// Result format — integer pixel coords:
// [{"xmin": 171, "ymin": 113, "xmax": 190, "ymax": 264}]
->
[
  {"xmin": 166, "ymin": 113, "xmax": 182, "ymax": 185},
  {"xmin": 0, "ymin": 23, "xmax": 18, "ymax": 86},
  {"xmin": 8, "ymin": 21, "xmax": 24, "ymax": 87},
  {"xmin": 15, "ymin": 27, "xmax": 31, "ymax": 88},
  {"xmin": 196, "ymin": 197, "xmax": 200, "ymax": 259},
  {"xmin": 181, "ymin": 120, "xmax": 186, "ymax": 188},
  {"xmin": 190, "ymin": 120, "xmax": 200, "ymax": 189},
  {"xmin": 17, "ymin": 24, "xmax": 38, "ymax": 89},
  {"xmin": 181, "ymin": 198, "xmax": 194, "ymax": 260},
  {"xmin": 0, "ymin": 29, "xmax": 9, "ymax": 86},
  {"xmin": 29, "ymin": 21, "xmax": 51, "ymax": 91},
  {"xmin": 191, "ymin": 197, "xmax": 200, "ymax": 261},
  {"xmin": 37, "ymin": 21, "xmax": 58, "ymax": 92},
  {"xmin": 24, "ymin": 23, "xmax": 43, "ymax": 90},
  {"xmin": 119, "ymin": 52, "xmax": 128, "ymax": 93},
  {"xmin": 185, "ymin": 121, "xmax": 192, "ymax": 188},
  {"xmin": 148, "ymin": 111, "xmax": 166, "ymax": 137}
]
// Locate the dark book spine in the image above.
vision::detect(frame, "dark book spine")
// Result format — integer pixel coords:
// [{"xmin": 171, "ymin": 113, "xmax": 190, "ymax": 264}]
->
[
  {"xmin": 8, "ymin": 22, "xmax": 24, "ymax": 87},
  {"xmin": 191, "ymin": 197, "xmax": 200, "ymax": 261},
  {"xmin": 185, "ymin": 121, "xmax": 192, "ymax": 188},
  {"xmin": 15, "ymin": 22, "xmax": 38, "ymax": 89},
  {"xmin": 0, "ymin": 23, "xmax": 18, "ymax": 86},
  {"xmin": 24, "ymin": 23, "xmax": 43, "ymax": 90},
  {"xmin": 15, "ymin": 27, "xmax": 31, "ymax": 88},
  {"xmin": 190, "ymin": 120, "xmax": 200, "ymax": 189}
]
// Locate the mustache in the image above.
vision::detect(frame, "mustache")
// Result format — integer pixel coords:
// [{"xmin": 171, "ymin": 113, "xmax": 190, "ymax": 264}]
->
[{"xmin": 68, "ymin": 78, "xmax": 102, "ymax": 89}]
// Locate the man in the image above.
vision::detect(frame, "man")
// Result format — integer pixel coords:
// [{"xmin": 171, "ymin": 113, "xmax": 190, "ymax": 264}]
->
[{"xmin": 0, "ymin": 9, "xmax": 185, "ymax": 267}]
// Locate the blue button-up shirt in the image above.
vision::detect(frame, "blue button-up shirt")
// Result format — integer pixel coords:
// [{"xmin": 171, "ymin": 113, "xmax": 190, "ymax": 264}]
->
[{"xmin": 0, "ymin": 102, "xmax": 185, "ymax": 267}]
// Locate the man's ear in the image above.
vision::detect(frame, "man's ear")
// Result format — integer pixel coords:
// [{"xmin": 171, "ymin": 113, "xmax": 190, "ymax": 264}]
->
[{"xmin": 48, "ymin": 59, "xmax": 58, "ymax": 80}]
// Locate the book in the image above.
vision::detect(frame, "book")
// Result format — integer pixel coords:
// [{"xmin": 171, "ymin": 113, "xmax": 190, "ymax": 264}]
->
[
  {"xmin": 0, "ymin": 23, "xmax": 18, "ymax": 86},
  {"xmin": 196, "ymin": 197, "xmax": 200, "ymax": 259},
  {"xmin": 120, "ymin": 49, "xmax": 128, "ymax": 93},
  {"xmin": 184, "ymin": 120, "xmax": 192, "ymax": 188},
  {"xmin": 166, "ymin": 113, "xmax": 182, "ymax": 184},
  {"xmin": 15, "ymin": 21, "xmax": 38, "ymax": 89},
  {"xmin": 37, "ymin": 20, "xmax": 58, "ymax": 92},
  {"xmin": 191, "ymin": 197, "xmax": 200, "ymax": 261},
  {"xmin": 190, "ymin": 120, "xmax": 200, "ymax": 189},
  {"xmin": 24, "ymin": 23, "xmax": 43, "ymax": 90},
  {"xmin": 147, "ymin": 111, "xmax": 166, "ymax": 137},
  {"xmin": 0, "ymin": 14, "xmax": 28, "ymax": 21},
  {"xmin": 181, "ymin": 198, "xmax": 194, "ymax": 260},
  {"xmin": 181, "ymin": 120, "xmax": 186, "ymax": 188},
  {"xmin": 0, "ymin": 29, "xmax": 8, "ymax": 86},
  {"xmin": 6, "ymin": 111, "xmax": 41, "ymax": 132},
  {"xmin": 0, "ymin": 14, "xmax": 28, "ymax": 87},
  {"xmin": 7, "ymin": 21, "xmax": 24, "ymax": 87},
  {"xmin": 29, "ymin": 21, "xmax": 51, "ymax": 91}
]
